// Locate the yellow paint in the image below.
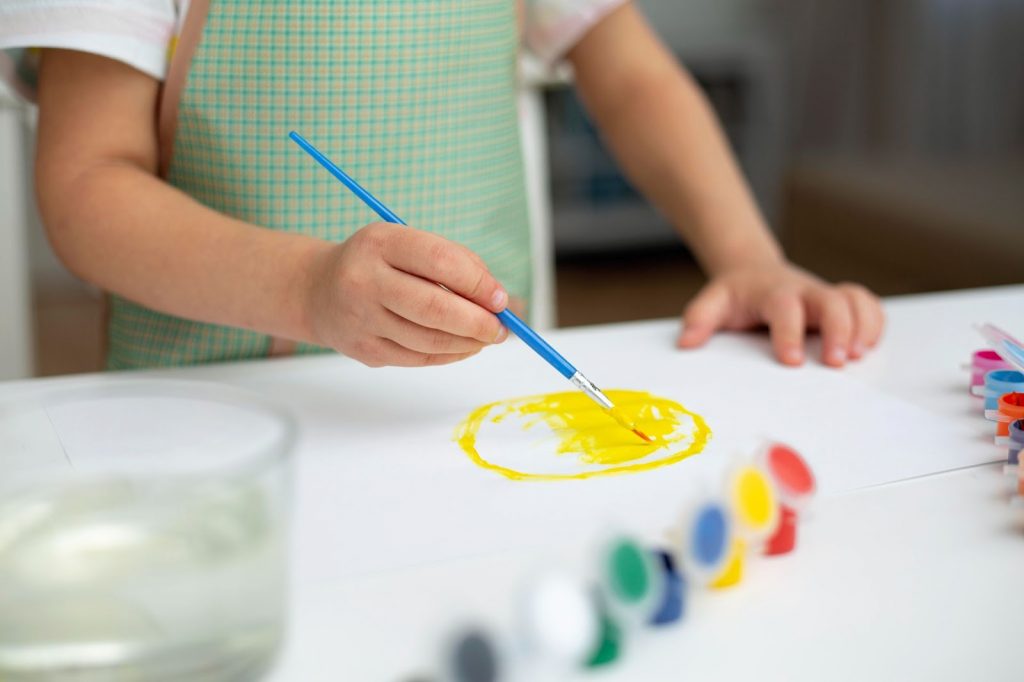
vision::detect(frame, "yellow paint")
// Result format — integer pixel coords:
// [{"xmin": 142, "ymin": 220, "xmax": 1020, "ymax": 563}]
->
[
  {"xmin": 710, "ymin": 538, "xmax": 746, "ymax": 589},
  {"xmin": 733, "ymin": 466, "xmax": 777, "ymax": 531},
  {"xmin": 454, "ymin": 390, "xmax": 711, "ymax": 481}
]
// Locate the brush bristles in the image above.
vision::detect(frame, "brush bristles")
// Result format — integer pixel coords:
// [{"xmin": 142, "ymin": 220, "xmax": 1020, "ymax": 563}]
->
[{"xmin": 632, "ymin": 428, "xmax": 654, "ymax": 442}]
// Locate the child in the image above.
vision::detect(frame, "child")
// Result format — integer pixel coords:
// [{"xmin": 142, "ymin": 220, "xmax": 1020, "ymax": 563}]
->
[{"xmin": 0, "ymin": 0, "xmax": 884, "ymax": 370}]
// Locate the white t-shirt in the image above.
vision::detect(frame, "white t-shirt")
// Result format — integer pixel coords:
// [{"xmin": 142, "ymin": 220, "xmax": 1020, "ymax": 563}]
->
[{"xmin": 0, "ymin": 0, "xmax": 627, "ymax": 101}]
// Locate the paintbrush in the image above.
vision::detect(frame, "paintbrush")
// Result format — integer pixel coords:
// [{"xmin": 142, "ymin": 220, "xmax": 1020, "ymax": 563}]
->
[{"xmin": 289, "ymin": 131, "xmax": 652, "ymax": 442}]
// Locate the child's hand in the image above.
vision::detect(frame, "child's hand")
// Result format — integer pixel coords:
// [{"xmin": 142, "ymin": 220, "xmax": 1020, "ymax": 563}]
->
[
  {"xmin": 304, "ymin": 222, "xmax": 509, "ymax": 367},
  {"xmin": 676, "ymin": 262, "xmax": 884, "ymax": 367}
]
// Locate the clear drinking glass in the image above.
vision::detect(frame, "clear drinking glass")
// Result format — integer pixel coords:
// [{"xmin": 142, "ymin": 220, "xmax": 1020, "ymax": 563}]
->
[{"xmin": 0, "ymin": 380, "xmax": 296, "ymax": 681}]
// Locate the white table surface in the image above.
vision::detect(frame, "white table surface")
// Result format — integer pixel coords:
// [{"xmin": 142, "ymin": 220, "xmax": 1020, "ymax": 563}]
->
[{"xmin": 3, "ymin": 285, "xmax": 1023, "ymax": 681}]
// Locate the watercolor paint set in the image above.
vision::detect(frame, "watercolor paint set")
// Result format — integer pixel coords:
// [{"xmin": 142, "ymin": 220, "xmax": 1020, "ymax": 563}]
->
[
  {"xmin": 408, "ymin": 443, "xmax": 816, "ymax": 682},
  {"xmin": 968, "ymin": 324, "xmax": 1024, "ymax": 497}
]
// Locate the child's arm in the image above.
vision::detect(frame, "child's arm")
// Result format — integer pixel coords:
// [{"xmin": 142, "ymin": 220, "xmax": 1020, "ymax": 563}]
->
[
  {"xmin": 566, "ymin": 3, "xmax": 884, "ymax": 367},
  {"xmin": 35, "ymin": 49, "xmax": 509, "ymax": 367}
]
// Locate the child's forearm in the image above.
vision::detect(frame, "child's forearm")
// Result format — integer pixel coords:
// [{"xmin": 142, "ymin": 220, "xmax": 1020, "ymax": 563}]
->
[
  {"xmin": 35, "ymin": 48, "xmax": 325, "ymax": 345},
  {"xmin": 568, "ymin": 3, "xmax": 783, "ymax": 275},
  {"xmin": 41, "ymin": 161, "xmax": 325, "ymax": 343},
  {"xmin": 36, "ymin": 49, "xmax": 510, "ymax": 368}
]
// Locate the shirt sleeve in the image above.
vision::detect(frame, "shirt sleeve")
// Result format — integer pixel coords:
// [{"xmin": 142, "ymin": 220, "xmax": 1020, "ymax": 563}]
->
[
  {"xmin": 0, "ymin": 0, "xmax": 180, "ymax": 102},
  {"xmin": 523, "ymin": 0, "xmax": 629, "ymax": 65}
]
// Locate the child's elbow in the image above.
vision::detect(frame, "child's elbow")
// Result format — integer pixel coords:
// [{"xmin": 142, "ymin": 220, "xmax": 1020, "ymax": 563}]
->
[{"xmin": 34, "ymin": 160, "xmax": 102, "ymax": 282}]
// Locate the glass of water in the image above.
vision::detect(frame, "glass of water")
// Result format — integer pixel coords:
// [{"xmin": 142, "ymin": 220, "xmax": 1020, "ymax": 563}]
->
[{"xmin": 0, "ymin": 380, "xmax": 296, "ymax": 681}]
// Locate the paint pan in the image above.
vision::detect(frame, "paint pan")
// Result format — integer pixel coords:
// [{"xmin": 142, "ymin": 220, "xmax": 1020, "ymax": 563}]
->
[
  {"xmin": 585, "ymin": 594, "xmax": 623, "ymax": 668},
  {"xmin": 726, "ymin": 464, "xmax": 780, "ymax": 541},
  {"xmin": 597, "ymin": 535, "xmax": 665, "ymax": 627},
  {"xmin": 972, "ymin": 370, "xmax": 1024, "ymax": 411},
  {"xmin": 757, "ymin": 443, "xmax": 816, "ymax": 556},
  {"xmin": 677, "ymin": 500, "xmax": 733, "ymax": 587},
  {"xmin": 1004, "ymin": 419, "xmax": 1024, "ymax": 476},
  {"xmin": 964, "ymin": 349, "xmax": 1010, "ymax": 392},
  {"xmin": 647, "ymin": 550, "xmax": 686, "ymax": 626},
  {"xmin": 705, "ymin": 464, "xmax": 779, "ymax": 586},
  {"xmin": 443, "ymin": 625, "xmax": 502, "ymax": 682},
  {"xmin": 519, "ymin": 572, "xmax": 599, "ymax": 669},
  {"xmin": 986, "ymin": 392, "xmax": 1024, "ymax": 445}
]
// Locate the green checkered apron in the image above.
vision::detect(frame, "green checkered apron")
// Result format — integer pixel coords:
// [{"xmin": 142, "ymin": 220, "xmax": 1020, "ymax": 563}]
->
[{"xmin": 107, "ymin": 0, "xmax": 531, "ymax": 369}]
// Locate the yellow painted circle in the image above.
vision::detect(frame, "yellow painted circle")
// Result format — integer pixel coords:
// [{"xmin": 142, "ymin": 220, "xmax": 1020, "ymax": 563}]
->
[
  {"xmin": 733, "ymin": 467, "xmax": 775, "ymax": 529},
  {"xmin": 454, "ymin": 390, "xmax": 711, "ymax": 481}
]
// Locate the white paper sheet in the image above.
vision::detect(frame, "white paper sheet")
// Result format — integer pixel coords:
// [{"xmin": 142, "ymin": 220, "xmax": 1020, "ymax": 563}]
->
[{"xmin": 215, "ymin": 321, "xmax": 998, "ymax": 582}]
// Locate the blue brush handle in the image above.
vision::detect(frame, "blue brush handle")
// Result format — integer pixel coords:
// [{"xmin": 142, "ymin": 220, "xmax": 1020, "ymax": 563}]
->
[
  {"xmin": 289, "ymin": 131, "xmax": 406, "ymax": 225},
  {"xmin": 496, "ymin": 308, "xmax": 577, "ymax": 379},
  {"xmin": 290, "ymin": 131, "xmax": 579, "ymax": 380}
]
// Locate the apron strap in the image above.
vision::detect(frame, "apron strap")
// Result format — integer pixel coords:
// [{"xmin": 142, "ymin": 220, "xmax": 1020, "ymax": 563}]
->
[
  {"xmin": 156, "ymin": 0, "xmax": 297, "ymax": 359},
  {"xmin": 157, "ymin": 0, "xmax": 211, "ymax": 179}
]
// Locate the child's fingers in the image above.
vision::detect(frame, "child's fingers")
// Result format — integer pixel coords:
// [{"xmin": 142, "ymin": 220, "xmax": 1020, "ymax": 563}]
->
[
  {"xmin": 839, "ymin": 283, "xmax": 884, "ymax": 358},
  {"xmin": 761, "ymin": 290, "xmax": 805, "ymax": 366},
  {"xmin": 677, "ymin": 284, "xmax": 730, "ymax": 348},
  {"xmin": 378, "ymin": 308, "xmax": 488, "ymax": 355},
  {"xmin": 808, "ymin": 289, "xmax": 853, "ymax": 367},
  {"xmin": 381, "ymin": 227, "xmax": 508, "ymax": 313},
  {"xmin": 382, "ymin": 269, "xmax": 507, "ymax": 344},
  {"xmin": 356, "ymin": 337, "xmax": 479, "ymax": 368}
]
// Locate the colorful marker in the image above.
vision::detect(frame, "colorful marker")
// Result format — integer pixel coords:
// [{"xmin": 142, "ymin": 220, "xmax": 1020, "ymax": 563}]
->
[{"xmin": 757, "ymin": 443, "xmax": 816, "ymax": 556}]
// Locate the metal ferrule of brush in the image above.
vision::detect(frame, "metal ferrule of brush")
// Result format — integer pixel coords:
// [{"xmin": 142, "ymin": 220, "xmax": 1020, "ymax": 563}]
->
[{"xmin": 570, "ymin": 371, "xmax": 615, "ymax": 410}]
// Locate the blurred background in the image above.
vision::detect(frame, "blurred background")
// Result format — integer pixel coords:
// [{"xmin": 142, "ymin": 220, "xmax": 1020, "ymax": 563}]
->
[{"xmin": 1, "ymin": 0, "xmax": 1021, "ymax": 379}]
